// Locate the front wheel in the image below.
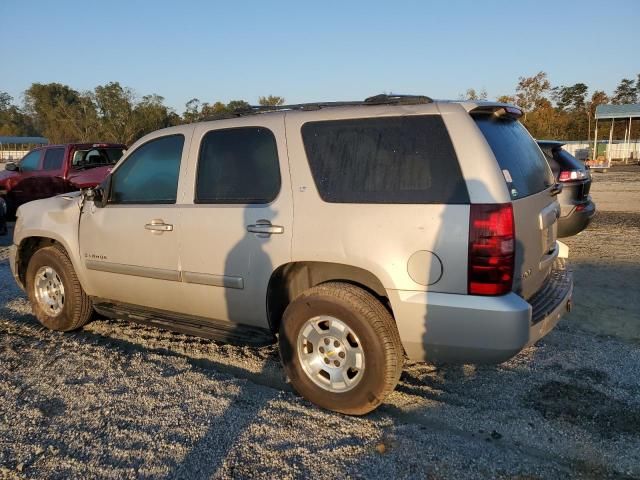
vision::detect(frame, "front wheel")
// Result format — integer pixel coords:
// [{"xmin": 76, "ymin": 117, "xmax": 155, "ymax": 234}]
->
[
  {"xmin": 26, "ymin": 244, "xmax": 94, "ymax": 331},
  {"xmin": 279, "ymin": 282, "xmax": 404, "ymax": 415}
]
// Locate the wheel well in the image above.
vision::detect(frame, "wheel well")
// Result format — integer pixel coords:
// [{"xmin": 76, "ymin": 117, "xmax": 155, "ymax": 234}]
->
[
  {"xmin": 266, "ymin": 261, "xmax": 391, "ymax": 333},
  {"xmin": 16, "ymin": 237, "xmax": 61, "ymax": 286}
]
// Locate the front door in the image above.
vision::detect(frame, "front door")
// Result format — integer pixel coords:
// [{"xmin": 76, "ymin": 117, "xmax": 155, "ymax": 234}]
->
[
  {"xmin": 79, "ymin": 132, "xmax": 192, "ymax": 311},
  {"xmin": 177, "ymin": 118, "xmax": 293, "ymax": 329}
]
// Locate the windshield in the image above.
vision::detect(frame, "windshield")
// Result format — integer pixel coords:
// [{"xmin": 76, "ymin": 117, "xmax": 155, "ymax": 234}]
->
[{"xmin": 72, "ymin": 147, "xmax": 125, "ymax": 169}]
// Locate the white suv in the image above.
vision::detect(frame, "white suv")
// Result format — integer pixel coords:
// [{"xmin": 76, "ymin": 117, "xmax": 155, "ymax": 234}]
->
[{"xmin": 9, "ymin": 95, "xmax": 573, "ymax": 414}]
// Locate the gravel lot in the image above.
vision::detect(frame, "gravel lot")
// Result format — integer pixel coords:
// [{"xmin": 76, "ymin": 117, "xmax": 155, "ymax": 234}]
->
[{"xmin": 1, "ymin": 167, "xmax": 639, "ymax": 479}]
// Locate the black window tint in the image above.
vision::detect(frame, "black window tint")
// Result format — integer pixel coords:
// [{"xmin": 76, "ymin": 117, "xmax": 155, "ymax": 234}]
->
[
  {"xmin": 19, "ymin": 150, "xmax": 41, "ymax": 172},
  {"xmin": 43, "ymin": 148, "xmax": 65, "ymax": 170},
  {"xmin": 301, "ymin": 116, "xmax": 469, "ymax": 204},
  {"xmin": 474, "ymin": 116, "xmax": 553, "ymax": 199},
  {"xmin": 110, "ymin": 135, "xmax": 184, "ymax": 204},
  {"xmin": 196, "ymin": 127, "xmax": 280, "ymax": 204}
]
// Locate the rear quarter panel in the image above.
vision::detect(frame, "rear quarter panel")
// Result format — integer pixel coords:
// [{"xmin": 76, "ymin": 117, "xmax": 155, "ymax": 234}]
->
[{"xmin": 284, "ymin": 104, "xmax": 479, "ymax": 294}]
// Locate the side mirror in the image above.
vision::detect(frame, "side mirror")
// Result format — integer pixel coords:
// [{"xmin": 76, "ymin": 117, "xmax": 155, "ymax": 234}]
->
[
  {"xmin": 93, "ymin": 176, "xmax": 112, "ymax": 208},
  {"xmin": 5, "ymin": 162, "xmax": 18, "ymax": 172}
]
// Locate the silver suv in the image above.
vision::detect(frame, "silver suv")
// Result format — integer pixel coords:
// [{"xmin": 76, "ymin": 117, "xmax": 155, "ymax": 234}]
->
[{"xmin": 9, "ymin": 95, "xmax": 573, "ymax": 414}]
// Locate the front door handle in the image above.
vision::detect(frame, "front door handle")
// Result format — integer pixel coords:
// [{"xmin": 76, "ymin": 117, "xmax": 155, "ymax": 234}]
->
[
  {"xmin": 247, "ymin": 220, "xmax": 284, "ymax": 236},
  {"xmin": 145, "ymin": 219, "xmax": 173, "ymax": 233}
]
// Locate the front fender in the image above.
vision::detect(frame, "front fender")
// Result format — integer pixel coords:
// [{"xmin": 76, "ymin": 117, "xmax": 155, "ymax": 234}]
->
[{"xmin": 14, "ymin": 195, "xmax": 90, "ymax": 290}]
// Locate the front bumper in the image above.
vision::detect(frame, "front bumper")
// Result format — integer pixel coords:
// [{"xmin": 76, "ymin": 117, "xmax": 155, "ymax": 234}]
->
[{"xmin": 388, "ymin": 259, "xmax": 573, "ymax": 364}]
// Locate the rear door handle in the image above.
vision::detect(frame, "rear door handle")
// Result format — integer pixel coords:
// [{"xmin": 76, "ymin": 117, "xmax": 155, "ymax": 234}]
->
[
  {"xmin": 145, "ymin": 219, "xmax": 173, "ymax": 233},
  {"xmin": 247, "ymin": 220, "xmax": 284, "ymax": 236}
]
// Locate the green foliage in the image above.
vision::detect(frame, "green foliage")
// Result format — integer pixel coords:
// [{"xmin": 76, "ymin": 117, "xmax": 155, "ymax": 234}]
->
[
  {"xmin": 459, "ymin": 88, "xmax": 487, "ymax": 101},
  {"xmin": 258, "ymin": 95, "xmax": 285, "ymax": 106},
  {"xmin": 612, "ymin": 78, "xmax": 638, "ymax": 104},
  {"xmin": 495, "ymin": 72, "xmax": 639, "ymax": 141}
]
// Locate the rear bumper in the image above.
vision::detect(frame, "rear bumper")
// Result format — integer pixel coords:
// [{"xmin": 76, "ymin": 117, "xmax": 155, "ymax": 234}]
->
[
  {"xmin": 558, "ymin": 198, "xmax": 596, "ymax": 238},
  {"xmin": 389, "ymin": 259, "xmax": 573, "ymax": 364}
]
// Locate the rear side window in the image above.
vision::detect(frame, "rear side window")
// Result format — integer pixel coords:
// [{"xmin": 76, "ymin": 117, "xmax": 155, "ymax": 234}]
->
[
  {"xmin": 43, "ymin": 148, "xmax": 65, "ymax": 170},
  {"xmin": 474, "ymin": 116, "xmax": 553, "ymax": 199},
  {"xmin": 196, "ymin": 127, "xmax": 280, "ymax": 204},
  {"xmin": 110, "ymin": 135, "xmax": 184, "ymax": 204},
  {"xmin": 301, "ymin": 116, "xmax": 469, "ymax": 204}
]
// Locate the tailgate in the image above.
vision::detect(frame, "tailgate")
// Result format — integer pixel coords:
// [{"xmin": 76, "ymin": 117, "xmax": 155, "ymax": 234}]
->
[{"xmin": 512, "ymin": 188, "xmax": 559, "ymax": 298}]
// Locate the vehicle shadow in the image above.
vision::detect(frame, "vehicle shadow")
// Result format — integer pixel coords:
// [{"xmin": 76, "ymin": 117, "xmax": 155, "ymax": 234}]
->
[{"xmin": 165, "ymin": 205, "xmax": 279, "ymax": 479}]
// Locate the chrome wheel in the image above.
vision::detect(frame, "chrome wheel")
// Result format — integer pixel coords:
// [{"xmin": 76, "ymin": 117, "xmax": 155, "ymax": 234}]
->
[
  {"xmin": 297, "ymin": 315, "xmax": 365, "ymax": 393},
  {"xmin": 34, "ymin": 266, "xmax": 65, "ymax": 316}
]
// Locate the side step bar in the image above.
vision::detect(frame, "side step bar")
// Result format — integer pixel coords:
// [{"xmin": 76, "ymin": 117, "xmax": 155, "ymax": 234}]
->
[{"xmin": 92, "ymin": 299, "xmax": 276, "ymax": 347}]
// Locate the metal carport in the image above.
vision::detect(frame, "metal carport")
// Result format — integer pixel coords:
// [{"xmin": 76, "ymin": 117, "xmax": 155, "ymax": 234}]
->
[{"xmin": 593, "ymin": 104, "xmax": 640, "ymax": 167}]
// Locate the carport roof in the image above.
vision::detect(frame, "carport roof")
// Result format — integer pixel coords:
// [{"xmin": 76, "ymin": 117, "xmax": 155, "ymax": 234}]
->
[
  {"xmin": 595, "ymin": 104, "xmax": 640, "ymax": 119},
  {"xmin": 0, "ymin": 136, "xmax": 49, "ymax": 145}
]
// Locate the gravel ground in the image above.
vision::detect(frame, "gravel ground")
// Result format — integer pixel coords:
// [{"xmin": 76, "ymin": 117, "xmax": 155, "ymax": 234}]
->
[{"xmin": 1, "ymin": 168, "xmax": 640, "ymax": 479}]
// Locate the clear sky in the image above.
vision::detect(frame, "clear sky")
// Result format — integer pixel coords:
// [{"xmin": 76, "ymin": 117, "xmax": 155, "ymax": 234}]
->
[{"xmin": 1, "ymin": 0, "xmax": 638, "ymax": 113}]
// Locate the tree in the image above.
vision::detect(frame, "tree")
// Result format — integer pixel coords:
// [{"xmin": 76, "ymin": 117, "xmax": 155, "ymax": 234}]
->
[
  {"xmin": 586, "ymin": 90, "xmax": 609, "ymax": 141},
  {"xmin": 183, "ymin": 98, "xmax": 202, "ymax": 123},
  {"xmin": 553, "ymin": 83, "xmax": 588, "ymax": 111},
  {"xmin": 515, "ymin": 71, "xmax": 551, "ymax": 121},
  {"xmin": 0, "ymin": 92, "xmax": 37, "ymax": 137},
  {"xmin": 612, "ymin": 78, "xmax": 637, "ymax": 104},
  {"xmin": 258, "ymin": 95, "xmax": 285, "ymax": 106},
  {"xmin": 93, "ymin": 81, "xmax": 136, "ymax": 143},
  {"xmin": 24, "ymin": 83, "xmax": 84, "ymax": 142},
  {"xmin": 130, "ymin": 94, "xmax": 178, "ymax": 141},
  {"xmin": 0, "ymin": 92, "xmax": 12, "ymax": 112},
  {"xmin": 496, "ymin": 94, "xmax": 515, "ymax": 104},
  {"xmin": 460, "ymin": 88, "xmax": 487, "ymax": 101},
  {"xmin": 226, "ymin": 100, "xmax": 251, "ymax": 112}
]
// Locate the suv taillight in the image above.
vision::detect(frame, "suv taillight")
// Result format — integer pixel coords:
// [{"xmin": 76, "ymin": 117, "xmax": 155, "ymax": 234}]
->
[
  {"xmin": 558, "ymin": 170, "xmax": 588, "ymax": 182},
  {"xmin": 468, "ymin": 203, "xmax": 515, "ymax": 296}
]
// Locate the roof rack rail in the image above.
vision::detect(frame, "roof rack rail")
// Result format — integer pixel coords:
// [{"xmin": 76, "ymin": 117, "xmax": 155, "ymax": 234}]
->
[{"xmin": 199, "ymin": 94, "xmax": 433, "ymax": 121}]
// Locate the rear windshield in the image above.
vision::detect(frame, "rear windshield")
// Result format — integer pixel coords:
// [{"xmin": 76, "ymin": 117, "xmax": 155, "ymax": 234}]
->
[
  {"xmin": 555, "ymin": 148, "xmax": 585, "ymax": 171},
  {"xmin": 474, "ymin": 116, "xmax": 553, "ymax": 199},
  {"xmin": 72, "ymin": 147, "xmax": 125, "ymax": 169},
  {"xmin": 301, "ymin": 115, "xmax": 469, "ymax": 204}
]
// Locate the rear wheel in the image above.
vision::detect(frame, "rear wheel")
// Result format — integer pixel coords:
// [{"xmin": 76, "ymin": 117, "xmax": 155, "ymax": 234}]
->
[
  {"xmin": 279, "ymin": 282, "xmax": 403, "ymax": 415},
  {"xmin": 26, "ymin": 244, "xmax": 93, "ymax": 331}
]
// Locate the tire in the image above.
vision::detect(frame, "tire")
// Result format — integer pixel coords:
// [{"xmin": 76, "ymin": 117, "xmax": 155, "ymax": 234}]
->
[
  {"xmin": 4, "ymin": 194, "xmax": 17, "ymax": 220},
  {"xmin": 26, "ymin": 244, "xmax": 93, "ymax": 332},
  {"xmin": 279, "ymin": 282, "xmax": 404, "ymax": 415}
]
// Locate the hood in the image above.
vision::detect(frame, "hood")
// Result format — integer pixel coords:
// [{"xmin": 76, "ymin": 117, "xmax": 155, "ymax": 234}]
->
[
  {"xmin": 0, "ymin": 169, "xmax": 18, "ymax": 185},
  {"xmin": 16, "ymin": 192, "xmax": 82, "ymax": 223}
]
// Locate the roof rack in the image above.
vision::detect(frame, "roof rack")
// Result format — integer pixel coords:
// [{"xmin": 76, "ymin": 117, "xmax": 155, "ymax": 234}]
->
[{"xmin": 200, "ymin": 94, "xmax": 433, "ymax": 121}]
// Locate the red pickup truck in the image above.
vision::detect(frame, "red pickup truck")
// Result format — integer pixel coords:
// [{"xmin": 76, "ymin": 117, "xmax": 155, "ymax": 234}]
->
[{"xmin": 0, "ymin": 143, "xmax": 125, "ymax": 220}]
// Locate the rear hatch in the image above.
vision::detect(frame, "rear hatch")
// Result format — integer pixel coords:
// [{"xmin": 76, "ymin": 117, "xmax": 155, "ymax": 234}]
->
[
  {"xmin": 473, "ymin": 113, "xmax": 558, "ymax": 299},
  {"xmin": 549, "ymin": 147, "xmax": 591, "ymax": 201}
]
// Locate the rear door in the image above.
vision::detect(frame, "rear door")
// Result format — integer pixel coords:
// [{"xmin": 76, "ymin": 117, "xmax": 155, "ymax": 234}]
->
[
  {"xmin": 474, "ymin": 115, "xmax": 558, "ymax": 299},
  {"xmin": 176, "ymin": 117, "xmax": 293, "ymax": 329}
]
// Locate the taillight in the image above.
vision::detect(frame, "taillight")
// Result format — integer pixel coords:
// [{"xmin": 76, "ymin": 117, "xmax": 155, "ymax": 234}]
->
[
  {"xmin": 468, "ymin": 203, "xmax": 515, "ymax": 296},
  {"xmin": 558, "ymin": 170, "xmax": 588, "ymax": 182}
]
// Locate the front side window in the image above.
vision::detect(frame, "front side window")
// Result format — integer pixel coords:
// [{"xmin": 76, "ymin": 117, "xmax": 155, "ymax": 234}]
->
[
  {"xmin": 19, "ymin": 150, "xmax": 41, "ymax": 172},
  {"xmin": 43, "ymin": 148, "xmax": 65, "ymax": 171},
  {"xmin": 195, "ymin": 127, "xmax": 280, "ymax": 204},
  {"xmin": 301, "ymin": 116, "xmax": 469, "ymax": 204},
  {"xmin": 110, "ymin": 135, "xmax": 184, "ymax": 204}
]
